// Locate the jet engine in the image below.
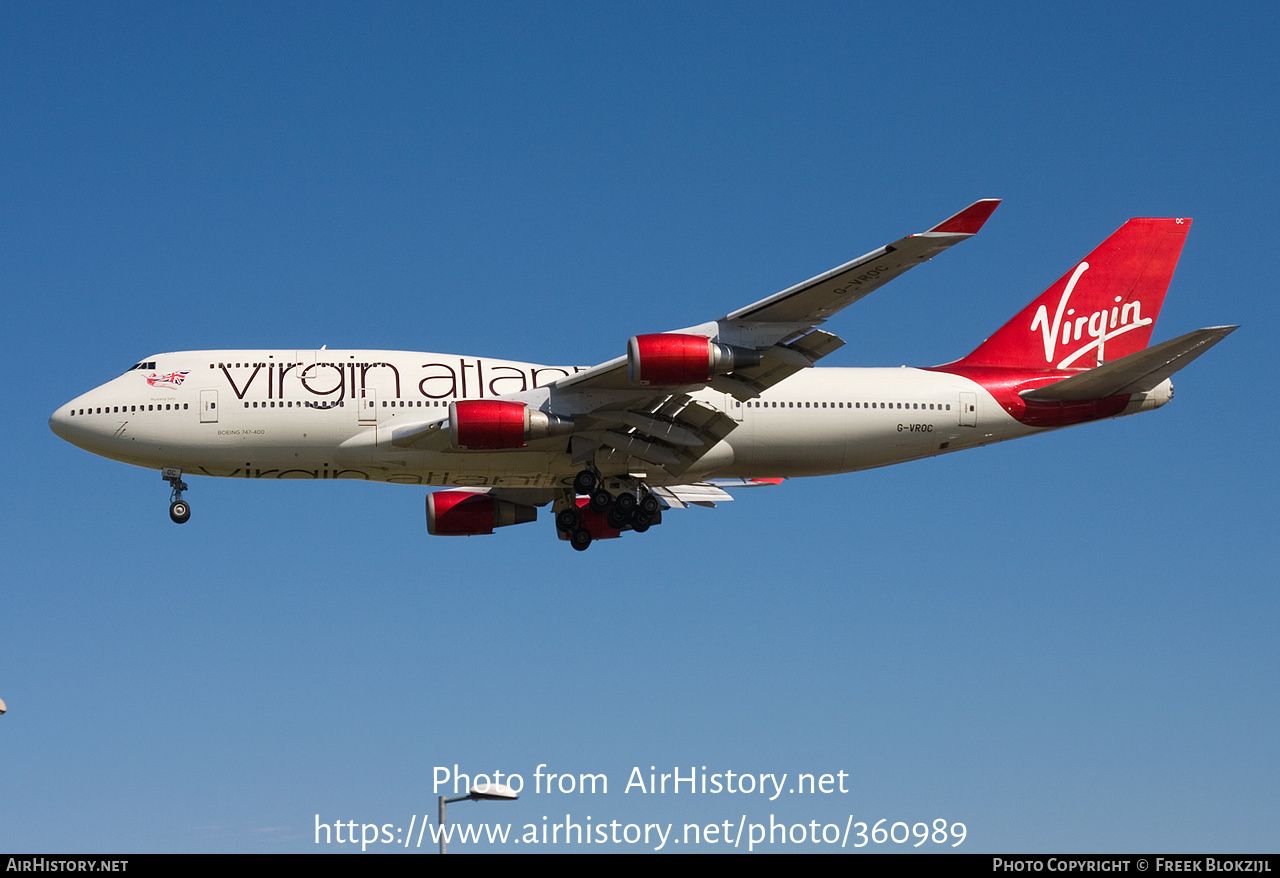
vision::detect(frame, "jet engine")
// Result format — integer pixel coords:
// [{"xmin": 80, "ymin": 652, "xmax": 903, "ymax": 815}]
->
[
  {"xmin": 626, "ymin": 333, "xmax": 760, "ymax": 386},
  {"xmin": 426, "ymin": 490, "xmax": 537, "ymax": 536},
  {"xmin": 448, "ymin": 400, "xmax": 573, "ymax": 450}
]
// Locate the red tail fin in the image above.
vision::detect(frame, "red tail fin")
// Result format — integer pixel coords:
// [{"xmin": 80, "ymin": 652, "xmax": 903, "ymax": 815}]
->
[{"xmin": 958, "ymin": 218, "xmax": 1191, "ymax": 369}]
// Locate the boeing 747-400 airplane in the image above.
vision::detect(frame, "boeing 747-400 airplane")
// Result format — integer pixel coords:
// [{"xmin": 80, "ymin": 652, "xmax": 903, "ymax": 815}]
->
[{"xmin": 49, "ymin": 201, "xmax": 1235, "ymax": 549}]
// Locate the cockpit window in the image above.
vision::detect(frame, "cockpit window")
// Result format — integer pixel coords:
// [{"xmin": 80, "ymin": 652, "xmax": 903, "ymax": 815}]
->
[{"xmin": 125, "ymin": 361, "xmax": 157, "ymax": 373}]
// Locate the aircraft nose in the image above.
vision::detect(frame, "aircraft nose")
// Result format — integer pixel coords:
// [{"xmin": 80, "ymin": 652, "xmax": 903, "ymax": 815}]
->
[{"xmin": 49, "ymin": 404, "xmax": 70, "ymax": 440}]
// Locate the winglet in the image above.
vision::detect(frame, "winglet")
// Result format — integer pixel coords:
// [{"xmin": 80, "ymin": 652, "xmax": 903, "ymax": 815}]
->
[{"xmin": 928, "ymin": 199, "xmax": 1001, "ymax": 235}]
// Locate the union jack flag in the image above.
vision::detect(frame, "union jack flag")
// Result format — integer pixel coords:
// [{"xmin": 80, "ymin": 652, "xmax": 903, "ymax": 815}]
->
[{"xmin": 147, "ymin": 371, "xmax": 190, "ymax": 388}]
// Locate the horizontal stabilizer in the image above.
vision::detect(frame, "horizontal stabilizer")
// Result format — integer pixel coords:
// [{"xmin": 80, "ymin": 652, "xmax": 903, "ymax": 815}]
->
[{"xmin": 1020, "ymin": 326, "xmax": 1237, "ymax": 402}]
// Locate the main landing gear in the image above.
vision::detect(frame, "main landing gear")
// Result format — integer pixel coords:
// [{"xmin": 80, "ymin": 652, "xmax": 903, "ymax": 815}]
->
[
  {"xmin": 162, "ymin": 467, "xmax": 190, "ymax": 524},
  {"xmin": 556, "ymin": 469, "xmax": 663, "ymax": 551}
]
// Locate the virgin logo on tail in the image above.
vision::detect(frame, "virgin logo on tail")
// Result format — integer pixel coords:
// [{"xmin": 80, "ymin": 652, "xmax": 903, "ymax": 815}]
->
[{"xmin": 1029, "ymin": 262, "xmax": 1152, "ymax": 368}]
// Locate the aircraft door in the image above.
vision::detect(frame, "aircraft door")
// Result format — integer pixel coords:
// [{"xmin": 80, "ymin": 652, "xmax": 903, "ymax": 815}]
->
[
  {"xmin": 200, "ymin": 389, "xmax": 219, "ymax": 423},
  {"xmin": 723, "ymin": 392, "xmax": 745, "ymax": 423},
  {"xmin": 359, "ymin": 387, "xmax": 378, "ymax": 424},
  {"xmin": 959, "ymin": 391, "xmax": 977, "ymax": 427}
]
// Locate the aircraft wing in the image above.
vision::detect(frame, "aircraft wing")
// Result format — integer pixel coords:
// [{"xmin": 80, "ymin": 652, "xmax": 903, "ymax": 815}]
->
[
  {"xmin": 653, "ymin": 477, "xmax": 784, "ymax": 509},
  {"xmin": 379, "ymin": 393, "xmax": 740, "ymax": 475},
  {"xmin": 542, "ymin": 200, "xmax": 1000, "ymax": 475},
  {"xmin": 438, "ymin": 477, "xmax": 784, "ymax": 511},
  {"xmin": 721, "ymin": 198, "xmax": 1002, "ymax": 328},
  {"xmin": 393, "ymin": 202, "xmax": 1000, "ymax": 479},
  {"xmin": 554, "ymin": 199, "xmax": 1000, "ymax": 396}
]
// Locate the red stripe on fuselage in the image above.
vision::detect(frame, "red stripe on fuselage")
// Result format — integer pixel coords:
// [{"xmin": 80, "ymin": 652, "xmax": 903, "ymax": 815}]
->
[{"xmin": 927, "ymin": 364, "xmax": 1129, "ymax": 428}]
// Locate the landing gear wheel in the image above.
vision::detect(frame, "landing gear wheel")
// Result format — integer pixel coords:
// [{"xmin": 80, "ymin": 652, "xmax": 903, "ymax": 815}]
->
[
  {"xmin": 556, "ymin": 508, "xmax": 580, "ymax": 533},
  {"xmin": 589, "ymin": 489, "xmax": 612, "ymax": 513},
  {"xmin": 640, "ymin": 494, "xmax": 661, "ymax": 516},
  {"xmin": 571, "ymin": 529, "xmax": 593, "ymax": 551},
  {"xmin": 573, "ymin": 470, "xmax": 597, "ymax": 495},
  {"xmin": 162, "ymin": 468, "xmax": 190, "ymax": 525},
  {"xmin": 607, "ymin": 508, "xmax": 630, "ymax": 530},
  {"xmin": 632, "ymin": 519, "xmax": 650, "ymax": 533},
  {"xmin": 615, "ymin": 492, "xmax": 637, "ymax": 514}
]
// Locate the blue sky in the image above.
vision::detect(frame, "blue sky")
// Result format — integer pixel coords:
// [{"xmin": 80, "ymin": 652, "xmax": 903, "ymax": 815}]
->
[{"xmin": 4, "ymin": 2, "xmax": 1277, "ymax": 853}]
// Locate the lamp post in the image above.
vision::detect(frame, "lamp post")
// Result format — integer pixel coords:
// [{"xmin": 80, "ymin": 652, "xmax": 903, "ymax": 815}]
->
[{"xmin": 438, "ymin": 783, "xmax": 517, "ymax": 854}]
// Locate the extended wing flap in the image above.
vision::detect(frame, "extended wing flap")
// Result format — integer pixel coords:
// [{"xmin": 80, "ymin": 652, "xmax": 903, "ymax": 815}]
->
[
  {"xmin": 593, "ymin": 430, "xmax": 682, "ymax": 466},
  {"xmin": 651, "ymin": 483, "xmax": 734, "ymax": 508},
  {"xmin": 653, "ymin": 477, "xmax": 783, "ymax": 509},
  {"xmin": 644, "ymin": 397, "xmax": 738, "ymax": 476},
  {"xmin": 573, "ymin": 395, "xmax": 738, "ymax": 476},
  {"xmin": 1020, "ymin": 326, "xmax": 1238, "ymax": 402}
]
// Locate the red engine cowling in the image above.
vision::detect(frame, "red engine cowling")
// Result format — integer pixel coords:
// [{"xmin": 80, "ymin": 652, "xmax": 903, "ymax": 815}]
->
[
  {"xmin": 426, "ymin": 490, "xmax": 537, "ymax": 536},
  {"xmin": 448, "ymin": 400, "xmax": 572, "ymax": 450},
  {"xmin": 626, "ymin": 334, "xmax": 760, "ymax": 386}
]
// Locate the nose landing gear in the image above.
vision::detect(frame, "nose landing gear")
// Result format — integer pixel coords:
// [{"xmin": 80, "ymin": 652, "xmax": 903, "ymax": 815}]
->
[{"xmin": 162, "ymin": 467, "xmax": 190, "ymax": 524}]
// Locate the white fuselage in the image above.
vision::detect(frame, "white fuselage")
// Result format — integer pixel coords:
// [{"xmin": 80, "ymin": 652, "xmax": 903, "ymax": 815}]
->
[{"xmin": 48, "ymin": 349, "xmax": 1163, "ymax": 490}]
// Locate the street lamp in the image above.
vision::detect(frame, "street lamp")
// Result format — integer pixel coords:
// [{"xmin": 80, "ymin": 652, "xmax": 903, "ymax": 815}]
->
[{"xmin": 439, "ymin": 783, "xmax": 518, "ymax": 854}]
